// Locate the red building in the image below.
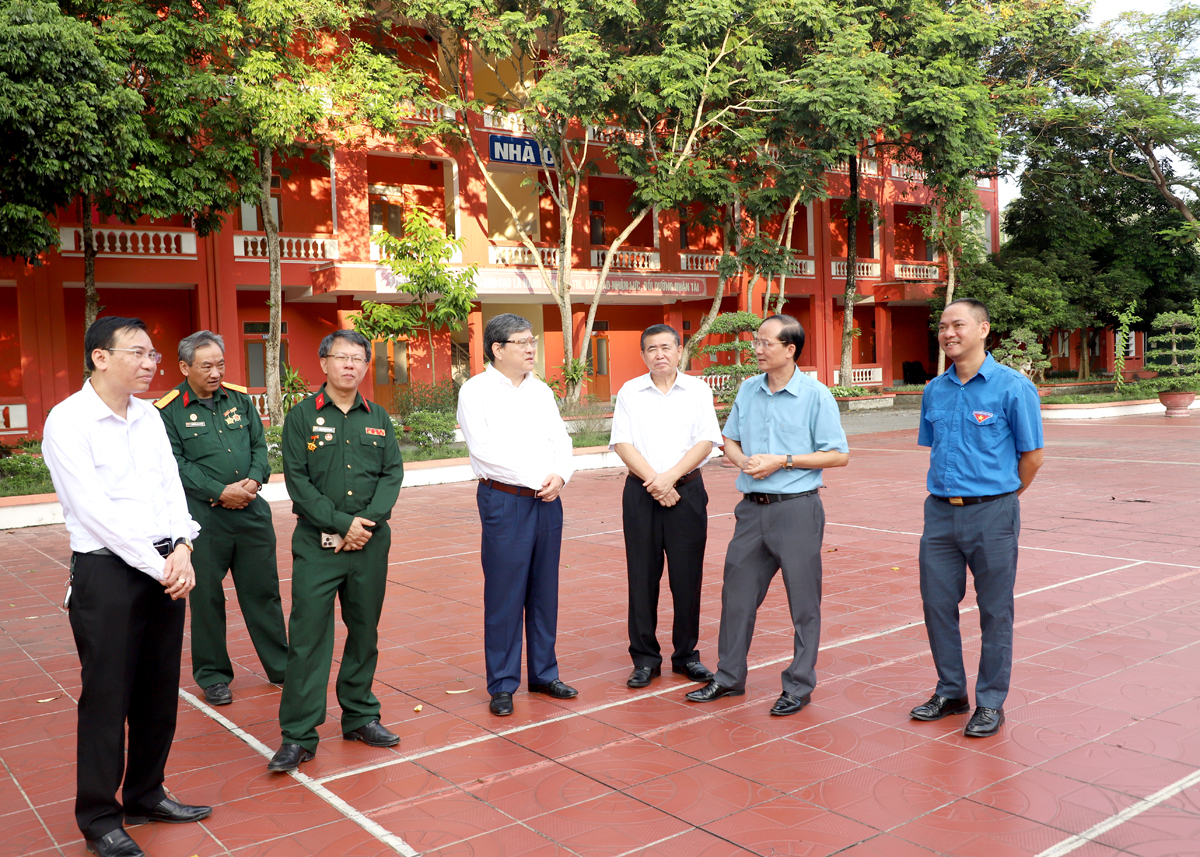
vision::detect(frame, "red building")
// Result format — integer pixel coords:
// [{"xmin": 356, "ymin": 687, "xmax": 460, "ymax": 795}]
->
[{"xmin": 1, "ymin": 70, "xmax": 1003, "ymax": 440}]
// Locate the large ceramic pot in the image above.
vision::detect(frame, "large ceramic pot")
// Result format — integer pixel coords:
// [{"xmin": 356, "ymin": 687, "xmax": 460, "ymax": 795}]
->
[{"xmin": 1158, "ymin": 390, "xmax": 1196, "ymax": 417}]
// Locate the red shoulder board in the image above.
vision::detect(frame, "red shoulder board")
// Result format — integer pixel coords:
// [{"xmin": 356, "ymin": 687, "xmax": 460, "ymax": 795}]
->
[
  {"xmin": 315, "ymin": 392, "xmax": 325, "ymax": 410},
  {"xmin": 182, "ymin": 390, "xmax": 190, "ymax": 407}
]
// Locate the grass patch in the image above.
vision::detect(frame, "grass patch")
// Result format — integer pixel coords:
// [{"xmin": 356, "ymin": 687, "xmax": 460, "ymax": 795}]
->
[
  {"xmin": 571, "ymin": 431, "xmax": 611, "ymax": 448},
  {"xmin": 0, "ymin": 452, "xmax": 55, "ymax": 497},
  {"xmin": 1040, "ymin": 390, "xmax": 1160, "ymax": 405}
]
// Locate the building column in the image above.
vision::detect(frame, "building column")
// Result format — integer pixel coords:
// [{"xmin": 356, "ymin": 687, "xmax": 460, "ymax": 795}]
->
[
  {"xmin": 336, "ymin": 149, "xmax": 370, "ymax": 263},
  {"xmin": 468, "ymin": 305, "xmax": 485, "ymax": 376},
  {"xmin": 335, "ymin": 294, "xmax": 359, "ymax": 331},
  {"xmin": 664, "ymin": 305, "xmax": 683, "ymax": 338},
  {"xmin": 875, "ymin": 302, "xmax": 893, "ymax": 388},
  {"xmin": 16, "ymin": 261, "xmax": 72, "ymax": 436}
]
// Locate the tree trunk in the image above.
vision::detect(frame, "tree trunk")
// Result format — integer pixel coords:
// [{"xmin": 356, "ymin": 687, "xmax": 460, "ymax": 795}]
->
[
  {"xmin": 1077, "ymin": 325, "xmax": 1091, "ymax": 381},
  {"xmin": 682, "ymin": 224, "xmax": 735, "ymax": 370},
  {"xmin": 839, "ymin": 155, "xmax": 859, "ymax": 387},
  {"xmin": 260, "ymin": 148, "xmax": 285, "ymax": 426},
  {"xmin": 936, "ymin": 248, "xmax": 956, "ymax": 375},
  {"xmin": 427, "ymin": 321, "xmax": 437, "ymax": 381},
  {"xmin": 82, "ymin": 193, "xmax": 100, "ymax": 327}
]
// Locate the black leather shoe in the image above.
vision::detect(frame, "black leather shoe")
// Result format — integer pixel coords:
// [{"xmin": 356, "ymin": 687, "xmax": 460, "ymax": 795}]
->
[
  {"xmin": 909, "ymin": 693, "xmax": 971, "ymax": 721},
  {"xmin": 672, "ymin": 661, "xmax": 715, "ymax": 683},
  {"xmin": 489, "ymin": 691, "xmax": 514, "ymax": 716},
  {"xmin": 627, "ymin": 665, "xmax": 661, "ymax": 688},
  {"xmin": 964, "ymin": 706, "xmax": 1005, "ymax": 737},
  {"xmin": 344, "ymin": 720, "xmax": 400, "ymax": 747},
  {"xmin": 202, "ymin": 682, "xmax": 232, "ymax": 706},
  {"xmin": 528, "ymin": 679, "xmax": 578, "ymax": 699},
  {"xmin": 267, "ymin": 742, "xmax": 315, "ymax": 772},
  {"xmin": 86, "ymin": 828, "xmax": 144, "ymax": 857},
  {"xmin": 770, "ymin": 691, "xmax": 812, "ymax": 716},
  {"xmin": 685, "ymin": 680, "xmax": 745, "ymax": 702},
  {"xmin": 124, "ymin": 797, "xmax": 212, "ymax": 825}
]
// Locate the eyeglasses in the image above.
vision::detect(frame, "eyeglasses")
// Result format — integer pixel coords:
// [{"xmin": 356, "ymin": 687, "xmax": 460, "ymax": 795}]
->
[
  {"xmin": 751, "ymin": 338, "xmax": 782, "ymax": 349},
  {"xmin": 505, "ymin": 338, "xmax": 538, "ymax": 349},
  {"xmin": 327, "ymin": 354, "xmax": 369, "ymax": 366},
  {"xmin": 107, "ymin": 348, "xmax": 162, "ymax": 364}
]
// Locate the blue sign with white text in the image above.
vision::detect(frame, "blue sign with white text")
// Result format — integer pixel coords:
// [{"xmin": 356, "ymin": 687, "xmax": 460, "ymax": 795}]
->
[{"xmin": 488, "ymin": 134, "xmax": 555, "ymax": 167}]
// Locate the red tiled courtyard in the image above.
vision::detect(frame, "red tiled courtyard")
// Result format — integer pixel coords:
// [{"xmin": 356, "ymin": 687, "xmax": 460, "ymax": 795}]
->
[{"xmin": 3, "ymin": 416, "xmax": 1200, "ymax": 857}]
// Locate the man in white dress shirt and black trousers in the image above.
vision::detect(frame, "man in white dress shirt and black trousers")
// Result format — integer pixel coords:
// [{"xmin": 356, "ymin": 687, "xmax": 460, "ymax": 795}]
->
[
  {"xmin": 611, "ymin": 324, "xmax": 723, "ymax": 689},
  {"xmin": 456, "ymin": 313, "xmax": 577, "ymax": 717},
  {"xmin": 42, "ymin": 318, "xmax": 211, "ymax": 857}
]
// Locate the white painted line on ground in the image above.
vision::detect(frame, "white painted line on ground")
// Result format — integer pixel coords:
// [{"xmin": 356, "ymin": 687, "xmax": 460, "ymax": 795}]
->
[
  {"xmin": 1036, "ymin": 768, "xmax": 1200, "ymax": 857},
  {"xmin": 178, "ymin": 689, "xmax": 418, "ymax": 856}
]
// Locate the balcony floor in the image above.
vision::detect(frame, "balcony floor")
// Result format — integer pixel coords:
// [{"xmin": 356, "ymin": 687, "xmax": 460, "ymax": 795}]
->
[{"xmin": 2, "ymin": 416, "xmax": 1199, "ymax": 856}]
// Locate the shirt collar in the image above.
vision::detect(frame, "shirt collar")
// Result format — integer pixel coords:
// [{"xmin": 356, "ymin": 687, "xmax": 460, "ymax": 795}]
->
[
  {"xmin": 946, "ymin": 352, "xmax": 997, "ymax": 386},
  {"xmin": 82, "ymin": 378, "xmax": 145, "ymax": 423},
  {"xmin": 485, "ymin": 363, "xmax": 532, "ymax": 389},
  {"xmin": 756, "ymin": 366, "xmax": 804, "ymax": 397},
  {"xmin": 175, "ymin": 380, "xmax": 226, "ymax": 407},
  {"xmin": 314, "ymin": 383, "xmax": 369, "ymax": 413},
  {"xmin": 634, "ymin": 370, "xmax": 685, "ymax": 394}
]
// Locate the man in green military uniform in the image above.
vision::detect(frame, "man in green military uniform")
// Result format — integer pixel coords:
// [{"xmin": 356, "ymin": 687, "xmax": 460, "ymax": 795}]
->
[
  {"xmin": 267, "ymin": 329, "xmax": 405, "ymax": 773},
  {"xmin": 158, "ymin": 331, "xmax": 288, "ymax": 706}
]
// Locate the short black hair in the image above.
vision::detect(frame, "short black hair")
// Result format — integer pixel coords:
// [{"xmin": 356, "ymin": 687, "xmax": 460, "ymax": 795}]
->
[
  {"xmin": 761, "ymin": 314, "xmax": 805, "ymax": 362},
  {"xmin": 640, "ymin": 324, "xmax": 680, "ymax": 350},
  {"xmin": 484, "ymin": 313, "xmax": 533, "ymax": 363},
  {"xmin": 85, "ymin": 317, "xmax": 148, "ymax": 372},
  {"xmin": 319, "ymin": 329, "xmax": 372, "ymax": 361},
  {"xmin": 945, "ymin": 298, "xmax": 990, "ymax": 325}
]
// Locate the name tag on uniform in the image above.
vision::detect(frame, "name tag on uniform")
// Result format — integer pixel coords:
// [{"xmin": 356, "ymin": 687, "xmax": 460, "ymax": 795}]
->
[
  {"xmin": 313, "ymin": 425, "xmax": 336, "ymax": 433},
  {"xmin": 365, "ymin": 427, "xmax": 386, "ymax": 436},
  {"xmin": 185, "ymin": 421, "xmax": 206, "ymax": 427}
]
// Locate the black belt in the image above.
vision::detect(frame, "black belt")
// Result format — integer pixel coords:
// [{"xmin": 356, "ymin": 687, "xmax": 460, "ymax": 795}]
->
[
  {"xmin": 743, "ymin": 488, "xmax": 819, "ymax": 505},
  {"xmin": 480, "ymin": 478, "xmax": 538, "ymax": 497},
  {"xmin": 82, "ymin": 538, "xmax": 173, "ymax": 559},
  {"xmin": 675, "ymin": 469, "xmax": 702, "ymax": 488},
  {"xmin": 932, "ymin": 492, "xmax": 1013, "ymax": 506}
]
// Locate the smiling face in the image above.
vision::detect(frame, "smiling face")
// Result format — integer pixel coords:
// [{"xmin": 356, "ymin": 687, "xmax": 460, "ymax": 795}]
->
[
  {"xmin": 320, "ymin": 341, "xmax": 370, "ymax": 396},
  {"xmin": 938, "ymin": 301, "xmax": 990, "ymax": 364},
  {"xmin": 181, "ymin": 343, "xmax": 225, "ymax": 397},
  {"xmin": 93, "ymin": 328, "xmax": 158, "ymax": 396},
  {"xmin": 641, "ymin": 332, "xmax": 681, "ymax": 377},
  {"xmin": 752, "ymin": 318, "xmax": 796, "ymax": 374}
]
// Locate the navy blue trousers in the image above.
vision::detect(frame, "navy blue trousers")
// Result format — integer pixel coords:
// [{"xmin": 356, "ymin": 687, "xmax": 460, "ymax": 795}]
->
[
  {"xmin": 919, "ymin": 493, "xmax": 1020, "ymax": 709},
  {"xmin": 477, "ymin": 482, "xmax": 563, "ymax": 694}
]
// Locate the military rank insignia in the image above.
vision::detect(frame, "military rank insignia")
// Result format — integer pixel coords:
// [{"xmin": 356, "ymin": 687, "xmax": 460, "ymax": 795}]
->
[{"xmin": 365, "ymin": 427, "xmax": 386, "ymax": 436}]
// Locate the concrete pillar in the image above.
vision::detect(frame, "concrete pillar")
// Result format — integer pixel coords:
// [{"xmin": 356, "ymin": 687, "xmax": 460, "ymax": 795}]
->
[
  {"xmin": 16, "ymin": 261, "xmax": 72, "ymax": 436},
  {"xmin": 468, "ymin": 305, "xmax": 485, "ymax": 375},
  {"xmin": 875, "ymin": 302, "xmax": 893, "ymax": 387}
]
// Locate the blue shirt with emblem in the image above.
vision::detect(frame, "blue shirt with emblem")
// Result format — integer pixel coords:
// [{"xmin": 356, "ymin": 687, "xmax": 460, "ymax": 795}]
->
[
  {"xmin": 918, "ymin": 353, "xmax": 1044, "ymax": 497},
  {"xmin": 723, "ymin": 369, "xmax": 849, "ymax": 494}
]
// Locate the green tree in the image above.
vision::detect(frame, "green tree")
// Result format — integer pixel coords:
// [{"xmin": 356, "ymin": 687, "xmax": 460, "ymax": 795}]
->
[
  {"xmin": 353, "ymin": 207, "xmax": 478, "ymax": 384},
  {"xmin": 0, "ymin": 0, "xmax": 142, "ymax": 261}
]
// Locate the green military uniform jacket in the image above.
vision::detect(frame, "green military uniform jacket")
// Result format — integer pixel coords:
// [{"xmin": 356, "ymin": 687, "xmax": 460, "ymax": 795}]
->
[
  {"xmin": 157, "ymin": 380, "xmax": 271, "ymax": 505},
  {"xmin": 281, "ymin": 384, "xmax": 404, "ymax": 536}
]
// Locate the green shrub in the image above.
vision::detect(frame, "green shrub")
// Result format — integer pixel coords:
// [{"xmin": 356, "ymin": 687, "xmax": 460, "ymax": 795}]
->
[
  {"xmin": 404, "ymin": 410, "xmax": 458, "ymax": 449},
  {"xmin": 392, "ymin": 379, "xmax": 460, "ymax": 419},
  {"xmin": 264, "ymin": 425, "xmax": 284, "ymax": 474},
  {"xmin": 828, "ymin": 385, "xmax": 873, "ymax": 398},
  {"xmin": 0, "ymin": 453, "xmax": 55, "ymax": 497}
]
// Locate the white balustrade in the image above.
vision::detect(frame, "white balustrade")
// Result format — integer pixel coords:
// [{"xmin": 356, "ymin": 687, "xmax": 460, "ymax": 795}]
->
[
  {"xmin": 699, "ymin": 374, "xmax": 729, "ymax": 392},
  {"xmin": 890, "ymin": 163, "xmax": 925, "ymax": 183},
  {"xmin": 586, "ymin": 125, "xmax": 646, "ymax": 147},
  {"xmin": 831, "ymin": 367, "xmax": 884, "ymax": 386},
  {"xmin": 831, "ymin": 260, "xmax": 882, "ymax": 278},
  {"xmin": 785, "ymin": 256, "xmax": 816, "ymax": 277},
  {"xmin": 234, "ymin": 235, "xmax": 339, "ymax": 262},
  {"xmin": 400, "ymin": 100, "xmax": 455, "ymax": 124},
  {"xmin": 591, "ymin": 248, "xmax": 661, "ymax": 270},
  {"xmin": 58, "ymin": 226, "xmax": 197, "ymax": 257},
  {"xmin": 679, "ymin": 252, "xmax": 721, "ymax": 272},
  {"xmin": 831, "ymin": 159, "xmax": 880, "ymax": 176},
  {"xmin": 488, "ymin": 244, "xmax": 559, "ymax": 267},
  {"xmin": 481, "ymin": 108, "xmax": 529, "ymax": 135},
  {"xmin": 895, "ymin": 263, "xmax": 942, "ymax": 281}
]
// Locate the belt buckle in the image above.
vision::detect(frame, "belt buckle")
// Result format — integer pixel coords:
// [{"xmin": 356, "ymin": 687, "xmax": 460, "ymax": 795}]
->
[
  {"xmin": 949, "ymin": 497, "xmax": 964, "ymax": 506},
  {"xmin": 754, "ymin": 493, "xmax": 770, "ymax": 505}
]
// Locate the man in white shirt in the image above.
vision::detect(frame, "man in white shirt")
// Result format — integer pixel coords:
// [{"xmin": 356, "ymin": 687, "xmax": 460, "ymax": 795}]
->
[
  {"xmin": 611, "ymin": 324, "xmax": 723, "ymax": 689},
  {"xmin": 456, "ymin": 313, "xmax": 577, "ymax": 717},
  {"xmin": 42, "ymin": 317, "xmax": 209, "ymax": 857}
]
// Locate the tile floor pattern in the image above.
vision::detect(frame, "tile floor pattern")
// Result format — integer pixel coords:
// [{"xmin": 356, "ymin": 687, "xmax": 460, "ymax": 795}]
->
[{"xmin": 2, "ymin": 416, "xmax": 1199, "ymax": 856}]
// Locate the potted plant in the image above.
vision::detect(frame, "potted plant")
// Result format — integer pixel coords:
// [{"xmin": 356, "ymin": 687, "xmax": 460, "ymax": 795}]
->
[{"xmin": 1145, "ymin": 306, "xmax": 1200, "ymax": 417}]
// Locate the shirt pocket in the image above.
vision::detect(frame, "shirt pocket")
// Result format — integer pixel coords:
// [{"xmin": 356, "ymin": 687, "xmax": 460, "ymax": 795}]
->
[
  {"xmin": 924, "ymin": 408, "xmax": 951, "ymax": 441},
  {"xmin": 357, "ymin": 430, "xmax": 386, "ymax": 466},
  {"xmin": 965, "ymin": 410, "xmax": 1008, "ymax": 434}
]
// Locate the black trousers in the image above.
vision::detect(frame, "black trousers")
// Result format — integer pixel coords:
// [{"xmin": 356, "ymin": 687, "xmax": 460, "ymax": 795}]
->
[
  {"xmin": 622, "ymin": 473, "xmax": 708, "ymax": 669},
  {"xmin": 68, "ymin": 552, "xmax": 185, "ymax": 839}
]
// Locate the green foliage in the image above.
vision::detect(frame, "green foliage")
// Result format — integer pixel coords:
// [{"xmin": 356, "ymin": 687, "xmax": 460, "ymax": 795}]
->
[
  {"xmin": 264, "ymin": 425, "xmax": 284, "ymax": 474},
  {"xmin": 1113, "ymin": 303, "xmax": 1142, "ymax": 389},
  {"xmin": 403, "ymin": 410, "xmax": 458, "ymax": 450},
  {"xmin": 0, "ymin": 0, "xmax": 143, "ymax": 259},
  {"xmin": 391, "ymin": 379, "xmax": 460, "ymax": 420},
  {"xmin": 280, "ymin": 364, "xmax": 310, "ymax": 415},
  {"xmin": 1146, "ymin": 302, "xmax": 1200, "ymax": 377},
  {"xmin": 828, "ymin": 385, "xmax": 873, "ymax": 398},
  {"xmin": 992, "ymin": 328, "xmax": 1052, "ymax": 381},
  {"xmin": 698, "ymin": 311, "xmax": 762, "ymax": 402},
  {"xmin": 0, "ymin": 452, "xmax": 54, "ymax": 497}
]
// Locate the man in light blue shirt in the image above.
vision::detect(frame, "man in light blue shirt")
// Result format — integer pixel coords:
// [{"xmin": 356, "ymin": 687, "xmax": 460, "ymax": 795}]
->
[
  {"xmin": 910, "ymin": 298, "xmax": 1044, "ymax": 738},
  {"xmin": 686, "ymin": 314, "xmax": 849, "ymax": 715}
]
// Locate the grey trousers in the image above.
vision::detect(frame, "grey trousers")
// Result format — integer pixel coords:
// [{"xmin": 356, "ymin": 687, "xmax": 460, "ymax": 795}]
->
[
  {"xmin": 919, "ymin": 493, "xmax": 1020, "ymax": 710},
  {"xmin": 714, "ymin": 493, "xmax": 825, "ymax": 695}
]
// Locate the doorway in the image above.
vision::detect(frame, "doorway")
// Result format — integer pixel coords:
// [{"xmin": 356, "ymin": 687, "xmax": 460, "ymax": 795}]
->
[
  {"xmin": 586, "ymin": 333, "xmax": 611, "ymax": 401},
  {"xmin": 372, "ymin": 338, "xmax": 409, "ymax": 411}
]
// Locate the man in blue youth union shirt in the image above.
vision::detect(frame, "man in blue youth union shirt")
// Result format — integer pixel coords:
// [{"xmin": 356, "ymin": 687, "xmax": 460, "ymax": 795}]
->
[
  {"xmin": 910, "ymin": 298, "xmax": 1044, "ymax": 738},
  {"xmin": 686, "ymin": 314, "xmax": 849, "ymax": 716}
]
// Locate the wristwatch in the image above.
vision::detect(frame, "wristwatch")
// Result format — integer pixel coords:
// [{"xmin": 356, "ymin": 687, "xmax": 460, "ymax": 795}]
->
[
  {"xmin": 173, "ymin": 537, "xmax": 194, "ymax": 553},
  {"xmin": 785, "ymin": 455, "xmax": 794, "ymax": 471}
]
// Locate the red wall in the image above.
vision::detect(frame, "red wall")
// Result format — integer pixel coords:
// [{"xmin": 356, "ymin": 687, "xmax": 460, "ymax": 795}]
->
[
  {"xmin": 890, "ymin": 306, "xmax": 934, "ymax": 380},
  {"xmin": 588, "ymin": 177, "xmax": 654, "ymax": 247},
  {"xmin": 828, "ymin": 206, "xmax": 875, "ymax": 258},
  {"xmin": 235, "ymin": 291, "xmax": 339, "ymax": 389},
  {"xmin": 893, "ymin": 205, "xmax": 928, "ymax": 261},
  {"xmin": 0, "ymin": 289, "xmax": 21, "ymax": 396},
  {"xmin": 277, "ymin": 152, "xmax": 334, "ymax": 234}
]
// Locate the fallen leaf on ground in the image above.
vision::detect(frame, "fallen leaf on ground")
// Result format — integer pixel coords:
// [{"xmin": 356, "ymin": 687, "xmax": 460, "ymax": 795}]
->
[
  {"xmin": 414, "ymin": 705, "xmax": 423, "ymax": 712},
  {"xmin": 445, "ymin": 689, "xmax": 474, "ymax": 695},
  {"xmin": 37, "ymin": 696, "xmax": 60, "ymax": 703}
]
